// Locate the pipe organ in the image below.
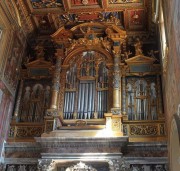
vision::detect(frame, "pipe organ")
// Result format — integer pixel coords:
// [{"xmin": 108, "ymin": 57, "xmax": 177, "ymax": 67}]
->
[
  {"xmin": 125, "ymin": 76, "xmax": 158, "ymax": 120},
  {"xmin": 18, "ymin": 79, "xmax": 52, "ymax": 122},
  {"xmin": 10, "ymin": 23, "xmax": 166, "ymax": 142},
  {"xmin": 63, "ymin": 51, "xmax": 110, "ymax": 120}
]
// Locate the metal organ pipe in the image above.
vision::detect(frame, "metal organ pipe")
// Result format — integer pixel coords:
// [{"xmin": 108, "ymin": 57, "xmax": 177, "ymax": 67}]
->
[
  {"xmin": 99, "ymin": 90, "xmax": 102, "ymax": 118},
  {"xmin": 63, "ymin": 92, "xmax": 67, "ymax": 119},
  {"xmin": 68, "ymin": 92, "xmax": 71, "ymax": 119},
  {"xmin": 84, "ymin": 83, "xmax": 88, "ymax": 119},
  {"xmin": 88, "ymin": 82, "xmax": 93, "ymax": 119},
  {"xmin": 105, "ymin": 90, "xmax": 108, "ymax": 112},
  {"xmin": 64, "ymin": 92, "xmax": 68, "ymax": 119},
  {"xmin": 92, "ymin": 82, "xmax": 95, "ymax": 118},
  {"xmin": 71, "ymin": 92, "xmax": 75, "ymax": 119},
  {"xmin": 80, "ymin": 83, "xmax": 85, "ymax": 119},
  {"xmin": 67, "ymin": 92, "xmax": 70, "ymax": 119},
  {"xmin": 77, "ymin": 83, "xmax": 80, "ymax": 119}
]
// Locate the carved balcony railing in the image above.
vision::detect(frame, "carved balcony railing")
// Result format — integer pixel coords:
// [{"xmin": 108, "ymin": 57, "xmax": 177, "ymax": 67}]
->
[{"xmin": 8, "ymin": 122, "xmax": 44, "ymax": 141}]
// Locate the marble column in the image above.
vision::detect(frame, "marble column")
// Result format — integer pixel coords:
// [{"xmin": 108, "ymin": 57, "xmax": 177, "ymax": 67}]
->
[
  {"xmin": 111, "ymin": 48, "xmax": 121, "ymax": 115},
  {"xmin": 13, "ymin": 79, "xmax": 24, "ymax": 122}
]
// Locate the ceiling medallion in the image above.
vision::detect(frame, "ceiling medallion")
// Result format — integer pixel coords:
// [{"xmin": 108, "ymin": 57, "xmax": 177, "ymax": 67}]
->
[{"xmin": 82, "ymin": 0, "xmax": 89, "ymax": 5}]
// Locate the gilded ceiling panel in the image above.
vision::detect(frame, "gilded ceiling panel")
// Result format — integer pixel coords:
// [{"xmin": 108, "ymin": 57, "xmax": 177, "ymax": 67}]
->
[
  {"xmin": 109, "ymin": 0, "xmax": 143, "ymax": 4},
  {"xmin": 71, "ymin": 0, "xmax": 99, "ymax": 6},
  {"xmin": 30, "ymin": 0, "xmax": 63, "ymax": 9}
]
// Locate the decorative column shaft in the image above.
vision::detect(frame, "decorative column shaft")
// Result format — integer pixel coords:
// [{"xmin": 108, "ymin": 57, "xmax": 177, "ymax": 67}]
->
[
  {"xmin": 13, "ymin": 79, "xmax": 24, "ymax": 122},
  {"xmin": 122, "ymin": 76, "xmax": 126, "ymax": 115},
  {"xmin": 111, "ymin": 47, "xmax": 121, "ymax": 115},
  {"xmin": 50, "ymin": 52, "xmax": 61, "ymax": 109},
  {"xmin": 46, "ymin": 50, "xmax": 62, "ymax": 131}
]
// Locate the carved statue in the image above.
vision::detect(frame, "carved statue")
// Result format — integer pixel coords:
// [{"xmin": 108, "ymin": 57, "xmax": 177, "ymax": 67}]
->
[
  {"xmin": 34, "ymin": 44, "xmax": 45, "ymax": 59},
  {"xmin": 80, "ymin": 26, "xmax": 95, "ymax": 40},
  {"xmin": 18, "ymin": 165, "xmax": 26, "ymax": 171},
  {"xmin": 134, "ymin": 38, "xmax": 143, "ymax": 55},
  {"xmin": 7, "ymin": 165, "xmax": 16, "ymax": 171}
]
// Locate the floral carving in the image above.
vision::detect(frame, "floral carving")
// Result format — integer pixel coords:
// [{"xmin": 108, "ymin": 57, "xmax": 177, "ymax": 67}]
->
[{"xmin": 130, "ymin": 125, "xmax": 158, "ymax": 136}]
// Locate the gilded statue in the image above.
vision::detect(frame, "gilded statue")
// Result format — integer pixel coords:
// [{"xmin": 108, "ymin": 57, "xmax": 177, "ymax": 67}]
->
[
  {"xmin": 134, "ymin": 38, "xmax": 143, "ymax": 55},
  {"xmin": 80, "ymin": 26, "xmax": 95, "ymax": 40}
]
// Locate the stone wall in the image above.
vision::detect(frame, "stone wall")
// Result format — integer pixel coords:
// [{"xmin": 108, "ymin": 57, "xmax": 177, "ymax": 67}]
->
[
  {"xmin": 162, "ymin": 0, "xmax": 180, "ymax": 169},
  {"xmin": 163, "ymin": 0, "xmax": 180, "ymax": 133}
]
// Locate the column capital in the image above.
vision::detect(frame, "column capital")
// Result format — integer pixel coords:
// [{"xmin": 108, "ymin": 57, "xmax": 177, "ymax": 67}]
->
[
  {"xmin": 46, "ymin": 109, "xmax": 58, "ymax": 116},
  {"xmin": 113, "ymin": 47, "xmax": 121, "ymax": 56},
  {"xmin": 111, "ymin": 108, "xmax": 121, "ymax": 115}
]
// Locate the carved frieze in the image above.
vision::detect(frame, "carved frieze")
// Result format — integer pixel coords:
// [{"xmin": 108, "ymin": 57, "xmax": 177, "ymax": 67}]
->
[
  {"xmin": 6, "ymin": 164, "xmax": 38, "ymax": 171},
  {"xmin": 130, "ymin": 125, "xmax": 158, "ymax": 136},
  {"xmin": 44, "ymin": 120, "xmax": 54, "ymax": 132},
  {"xmin": 16, "ymin": 126, "xmax": 43, "ymax": 137}
]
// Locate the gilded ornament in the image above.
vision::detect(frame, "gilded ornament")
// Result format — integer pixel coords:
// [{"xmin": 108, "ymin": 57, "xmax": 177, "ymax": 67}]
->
[{"xmin": 82, "ymin": 0, "xmax": 89, "ymax": 5}]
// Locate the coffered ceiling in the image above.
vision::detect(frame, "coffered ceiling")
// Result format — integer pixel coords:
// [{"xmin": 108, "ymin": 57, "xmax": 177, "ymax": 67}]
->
[
  {"xmin": 15, "ymin": 0, "xmax": 155, "ymax": 42},
  {"xmin": 9, "ymin": 0, "xmax": 159, "ymax": 69}
]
